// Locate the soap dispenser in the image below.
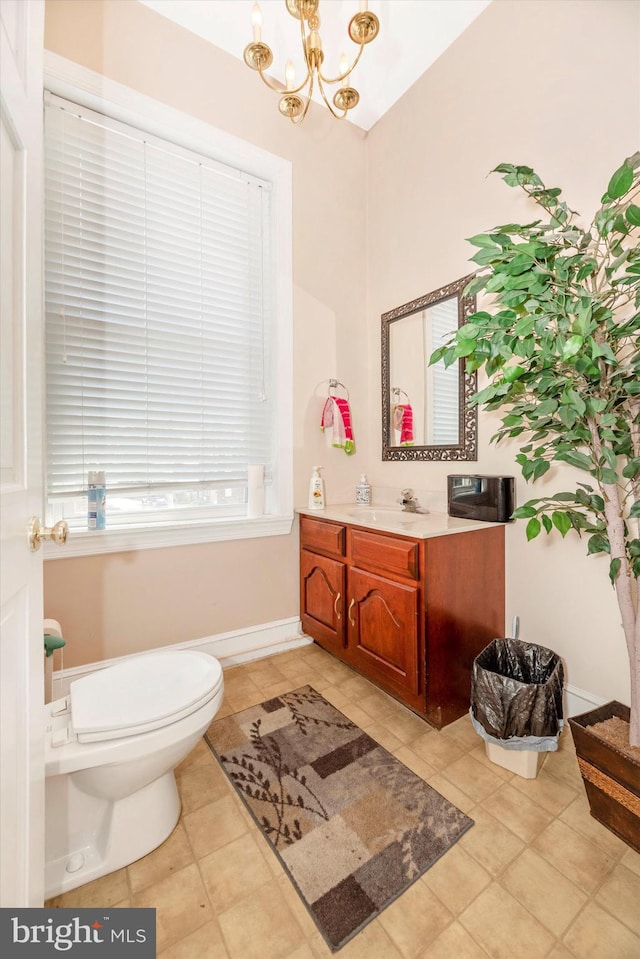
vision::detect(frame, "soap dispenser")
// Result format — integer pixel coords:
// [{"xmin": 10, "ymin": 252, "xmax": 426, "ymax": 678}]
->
[
  {"xmin": 308, "ymin": 466, "xmax": 325, "ymax": 510},
  {"xmin": 356, "ymin": 473, "xmax": 371, "ymax": 505}
]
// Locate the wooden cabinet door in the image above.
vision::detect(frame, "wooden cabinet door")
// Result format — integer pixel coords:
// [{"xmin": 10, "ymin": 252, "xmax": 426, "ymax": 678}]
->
[
  {"xmin": 348, "ymin": 568, "xmax": 420, "ymax": 696},
  {"xmin": 300, "ymin": 549, "xmax": 346, "ymax": 656}
]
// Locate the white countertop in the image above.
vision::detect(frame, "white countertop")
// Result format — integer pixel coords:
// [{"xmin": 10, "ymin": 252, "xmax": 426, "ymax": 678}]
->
[{"xmin": 296, "ymin": 504, "xmax": 503, "ymax": 539}]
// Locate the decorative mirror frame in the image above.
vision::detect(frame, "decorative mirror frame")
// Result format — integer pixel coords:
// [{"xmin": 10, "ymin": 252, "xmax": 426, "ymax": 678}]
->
[{"xmin": 381, "ymin": 274, "xmax": 478, "ymax": 461}]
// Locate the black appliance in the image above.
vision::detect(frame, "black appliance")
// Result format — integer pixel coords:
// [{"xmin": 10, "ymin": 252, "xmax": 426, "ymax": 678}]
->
[{"xmin": 447, "ymin": 474, "xmax": 515, "ymax": 523}]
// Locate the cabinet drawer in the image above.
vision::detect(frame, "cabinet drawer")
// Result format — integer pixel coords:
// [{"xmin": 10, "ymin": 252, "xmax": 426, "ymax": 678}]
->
[
  {"xmin": 300, "ymin": 515, "xmax": 346, "ymax": 558},
  {"xmin": 350, "ymin": 529, "xmax": 419, "ymax": 581}
]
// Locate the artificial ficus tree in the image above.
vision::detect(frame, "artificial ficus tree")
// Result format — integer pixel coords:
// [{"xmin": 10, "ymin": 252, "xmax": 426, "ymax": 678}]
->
[{"xmin": 432, "ymin": 154, "xmax": 640, "ymax": 745}]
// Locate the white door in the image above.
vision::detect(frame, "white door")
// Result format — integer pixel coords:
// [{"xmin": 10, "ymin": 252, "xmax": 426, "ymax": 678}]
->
[{"xmin": 1, "ymin": 0, "xmax": 46, "ymax": 907}]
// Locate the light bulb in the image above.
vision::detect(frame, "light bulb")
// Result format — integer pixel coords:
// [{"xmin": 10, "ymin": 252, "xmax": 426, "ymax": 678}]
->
[
  {"xmin": 340, "ymin": 53, "xmax": 349, "ymax": 88},
  {"xmin": 285, "ymin": 60, "xmax": 296, "ymax": 91},
  {"xmin": 251, "ymin": 3, "xmax": 262, "ymax": 42}
]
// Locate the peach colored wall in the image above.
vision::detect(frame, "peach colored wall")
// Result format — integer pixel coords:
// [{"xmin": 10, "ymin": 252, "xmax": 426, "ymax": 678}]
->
[
  {"xmin": 43, "ymin": 0, "xmax": 640, "ymax": 710},
  {"xmin": 43, "ymin": 0, "xmax": 371, "ymax": 667},
  {"xmin": 365, "ymin": 0, "xmax": 640, "ymax": 705}
]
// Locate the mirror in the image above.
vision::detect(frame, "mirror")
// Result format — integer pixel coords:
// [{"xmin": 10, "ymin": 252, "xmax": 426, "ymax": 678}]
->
[{"xmin": 381, "ymin": 275, "xmax": 477, "ymax": 461}]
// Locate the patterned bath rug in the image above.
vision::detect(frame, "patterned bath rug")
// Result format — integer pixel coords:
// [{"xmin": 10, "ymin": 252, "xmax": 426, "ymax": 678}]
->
[{"xmin": 205, "ymin": 685, "xmax": 473, "ymax": 952}]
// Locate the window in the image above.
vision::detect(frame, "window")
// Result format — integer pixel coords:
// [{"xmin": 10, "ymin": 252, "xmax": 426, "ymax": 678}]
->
[{"xmin": 43, "ymin": 83, "xmax": 292, "ymax": 553}]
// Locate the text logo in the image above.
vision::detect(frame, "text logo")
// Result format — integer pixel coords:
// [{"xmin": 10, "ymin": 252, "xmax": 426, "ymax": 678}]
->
[{"xmin": 0, "ymin": 908, "xmax": 156, "ymax": 956}]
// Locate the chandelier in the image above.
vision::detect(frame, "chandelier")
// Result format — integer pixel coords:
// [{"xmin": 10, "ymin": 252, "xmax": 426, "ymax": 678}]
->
[{"xmin": 243, "ymin": 1, "xmax": 380, "ymax": 123}]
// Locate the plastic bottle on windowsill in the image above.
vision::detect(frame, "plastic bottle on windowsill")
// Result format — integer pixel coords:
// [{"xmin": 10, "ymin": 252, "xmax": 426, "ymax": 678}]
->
[{"xmin": 87, "ymin": 470, "xmax": 107, "ymax": 530}]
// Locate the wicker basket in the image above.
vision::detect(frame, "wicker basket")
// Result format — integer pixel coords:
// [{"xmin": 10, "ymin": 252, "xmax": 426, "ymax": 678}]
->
[{"xmin": 569, "ymin": 701, "xmax": 640, "ymax": 854}]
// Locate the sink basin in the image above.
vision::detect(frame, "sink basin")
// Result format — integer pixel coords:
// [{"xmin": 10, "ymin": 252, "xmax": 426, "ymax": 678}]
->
[{"xmin": 347, "ymin": 507, "xmax": 429, "ymax": 528}]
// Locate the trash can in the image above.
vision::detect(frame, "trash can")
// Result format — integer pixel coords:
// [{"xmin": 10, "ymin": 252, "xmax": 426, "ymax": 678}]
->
[{"xmin": 470, "ymin": 637, "xmax": 564, "ymax": 778}]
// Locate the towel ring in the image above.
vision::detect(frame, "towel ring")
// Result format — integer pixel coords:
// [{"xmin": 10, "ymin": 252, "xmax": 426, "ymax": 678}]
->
[
  {"xmin": 329, "ymin": 379, "xmax": 350, "ymax": 401},
  {"xmin": 392, "ymin": 387, "xmax": 410, "ymax": 403}
]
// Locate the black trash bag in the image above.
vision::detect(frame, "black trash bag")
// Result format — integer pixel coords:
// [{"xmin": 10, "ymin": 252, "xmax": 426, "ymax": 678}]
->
[{"xmin": 471, "ymin": 638, "xmax": 564, "ymax": 742}]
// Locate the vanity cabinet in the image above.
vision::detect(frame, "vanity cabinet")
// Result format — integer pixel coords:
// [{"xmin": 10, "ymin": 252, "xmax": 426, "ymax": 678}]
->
[
  {"xmin": 348, "ymin": 567, "xmax": 420, "ymax": 700},
  {"xmin": 299, "ymin": 549, "xmax": 346, "ymax": 656},
  {"xmin": 299, "ymin": 513, "xmax": 505, "ymax": 729}
]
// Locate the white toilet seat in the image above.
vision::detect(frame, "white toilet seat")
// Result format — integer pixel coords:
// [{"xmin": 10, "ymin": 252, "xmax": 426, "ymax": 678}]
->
[
  {"xmin": 44, "ymin": 648, "xmax": 225, "ymax": 899},
  {"xmin": 71, "ymin": 650, "xmax": 222, "ymax": 743}
]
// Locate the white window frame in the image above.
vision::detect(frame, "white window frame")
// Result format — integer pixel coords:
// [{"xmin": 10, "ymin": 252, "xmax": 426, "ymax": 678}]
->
[{"xmin": 43, "ymin": 53, "xmax": 293, "ymax": 559}]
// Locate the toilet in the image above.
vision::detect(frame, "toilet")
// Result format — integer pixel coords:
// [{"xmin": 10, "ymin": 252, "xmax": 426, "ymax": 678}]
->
[{"xmin": 44, "ymin": 649, "xmax": 224, "ymax": 899}]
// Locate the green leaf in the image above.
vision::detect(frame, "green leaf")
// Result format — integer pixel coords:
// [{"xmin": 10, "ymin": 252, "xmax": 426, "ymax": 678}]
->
[
  {"xmin": 507, "ymin": 254, "xmax": 535, "ymax": 275},
  {"xmin": 526, "ymin": 518, "xmax": 541, "ymax": 541},
  {"xmin": 576, "ymin": 260, "xmax": 597, "ymax": 281},
  {"xmin": 622, "ymin": 456, "xmax": 640, "ymax": 479},
  {"xmin": 626, "ymin": 204, "xmax": 640, "ymax": 227},
  {"xmin": 467, "ymin": 234, "xmax": 501, "ymax": 249},
  {"xmin": 535, "ymin": 398, "xmax": 559, "ymax": 417},
  {"xmin": 599, "ymin": 468, "xmax": 619, "ymax": 485},
  {"xmin": 555, "ymin": 450, "xmax": 593, "ymax": 472},
  {"xmin": 457, "ymin": 323, "xmax": 480, "ymax": 341},
  {"xmin": 611, "ymin": 214, "xmax": 629, "ymax": 235},
  {"xmin": 587, "ymin": 533, "xmax": 610, "ymax": 555},
  {"xmin": 629, "ymin": 501, "xmax": 640, "ymax": 518},
  {"xmin": 562, "ymin": 334, "xmax": 584, "ymax": 360},
  {"xmin": 463, "ymin": 276, "xmax": 488, "ymax": 297},
  {"xmin": 532, "ymin": 459, "xmax": 551, "ymax": 479},
  {"xmin": 485, "ymin": 274, "xmax": 506, "ymax": 293},
  {"xmin": 551, "ymin": 511, "xmax": 572, "ymax": 537},
  {"xmin": 455, "ymin": 339, "xmax": 479, "ymax": 358},
  {"xmin": 607, "ymin": 162, "xmax": 633, "ymax": 199},
  {"xmin": 503, "ymin": 364, "xmax": 525, "ymax": 383},
  {"xmin": 467, "ymin": 311, "xmax": 493, "ymax": 325},
  {"xmin": 512, "ymin": 504, "xmax": 538, "ymax": 518},
  {"xmin": 609, "ymin": 557, "xmax": 621, "ymax": 585},
  {"xmin": 471, "ymin": 247, "xmax": 502, "ymax": 266},
  {"xmin": 561, "ymin": 389, "xmax": 586, "ymax": 419},
  {"xmin": 502, "ymin": 413, "xmax": 523, "ymax": 427},
  {"xmin": 541, "ymin": 514, "xmax": 552, "ymax": 534},
  {"xmin": 573, "ymin": 305, "xmax": 593, "ymax": 336},
  {"xmin": 514, "ymin": 316, "xmax": 535, "ymax": 337}
]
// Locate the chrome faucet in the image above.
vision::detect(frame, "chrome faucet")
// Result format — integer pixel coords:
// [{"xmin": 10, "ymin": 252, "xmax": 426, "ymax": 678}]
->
[{"xmin": 397, "ymin": 489, "xmax": 428, "ymax": 513}]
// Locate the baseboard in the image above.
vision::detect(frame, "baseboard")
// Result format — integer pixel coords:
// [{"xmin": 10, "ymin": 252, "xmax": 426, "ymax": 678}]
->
[
  {"xmin": 564, "ymin": 683, "xmax": 608, "ymax": 718},
  {"xmin": 51, "ymin": 617, "xmax": 311, "ymax": 699},
  {"xmin": 50, "ymin": 633, "xmax": 609, "ymax": 721}
]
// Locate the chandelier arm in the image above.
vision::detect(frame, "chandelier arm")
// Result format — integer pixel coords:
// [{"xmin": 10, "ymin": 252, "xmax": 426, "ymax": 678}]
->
[
  {"xmin": 299, "ymin": 8, "xmax": 308, "ymax": 44},
  {"xmin": 255, "ymin": 67, "xmax": 287, "ymax": 94},
  {"xmin": 318, "ymin": 41, "xmax": 366, "ymax": 87},
  {"xmin": 294, "ymin": 95, "xmax": 314, "ymax": 124},
  {"xmin": 283, "ymin": 67, "xmax": 313, "ymax": 97},
  {"xmin": 297, "ymin": 70, "xmax": 315, "ymax": 122},
  {"xmin": 316, "ymin": 73, "xmax": 347, "ymax": 120},
  {"xmin": 288, "ymin": 83, "xmax": 314, "ymax": 125},
  {"xmin": 278, "ymin": 12, "xmax": 313, "ymax": 97}
]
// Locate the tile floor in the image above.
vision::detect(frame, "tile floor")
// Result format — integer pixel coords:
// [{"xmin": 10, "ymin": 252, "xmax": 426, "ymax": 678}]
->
[{"xmin": 47, "ymin": 643, "xmax": 640, "ymax": 959}]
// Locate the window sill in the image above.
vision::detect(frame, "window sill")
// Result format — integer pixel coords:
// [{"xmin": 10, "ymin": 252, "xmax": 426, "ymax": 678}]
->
[{"xmin": 43, "ymin": 514, "xmax": 295, "ymax": 560}]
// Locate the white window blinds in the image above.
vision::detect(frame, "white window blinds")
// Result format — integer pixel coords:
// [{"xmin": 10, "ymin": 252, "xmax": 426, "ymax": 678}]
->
[
  {"xmin": 44, "ymin": 94, "xmax": 274, "ymax": 503},
  {"xmin": 425, "ymin": 301, "xmax": 460, "ymax": 445}
]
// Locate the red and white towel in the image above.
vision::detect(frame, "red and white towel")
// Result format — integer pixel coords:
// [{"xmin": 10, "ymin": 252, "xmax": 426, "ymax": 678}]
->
[
  {"xmin": 321, "ymin": 397, "xmax": 355, "ymax": 455},
  {"xmin": 393, "ymin": 404, "xmax": 414, "ymax": 446}
]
